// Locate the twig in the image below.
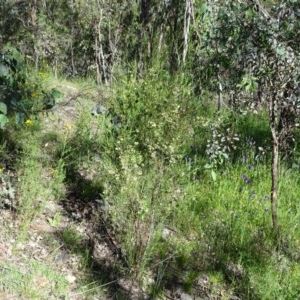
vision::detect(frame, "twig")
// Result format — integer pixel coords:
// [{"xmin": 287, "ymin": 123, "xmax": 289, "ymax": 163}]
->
[{"xmin": 69, "ymin": 279, "xmax": 119, "ymax": 297}]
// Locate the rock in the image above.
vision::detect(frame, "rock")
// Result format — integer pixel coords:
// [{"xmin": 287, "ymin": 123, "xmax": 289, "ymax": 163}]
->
[
  {"xmin": 180, "ymin": 292, "xmax": 194, "ymax": 300},
  {"xmin": 162, "ymin": 225, "xmax": 175, "ymax": 240},
  {"xmin": 65, "ymin": 274, "xmax": 76, "ymax": 283},
  {"xmin": 91, "ymin": 103, "xmax": 107, "ymax": 116}
]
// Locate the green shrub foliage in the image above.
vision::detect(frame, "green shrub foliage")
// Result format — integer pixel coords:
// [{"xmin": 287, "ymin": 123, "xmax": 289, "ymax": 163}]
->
[{"xmin": 0, "ymin": 44, "xmax": 61, "ymax": 127}]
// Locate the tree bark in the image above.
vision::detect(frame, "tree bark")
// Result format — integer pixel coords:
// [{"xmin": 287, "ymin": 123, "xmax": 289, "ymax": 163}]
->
[
  {"xmin": 269, "ymin": 90, "xmax": 280, "ymax": 238},
  {"xmin": 217, "ymin": 74, "xmax": 223, "ymax": 110},
  {"xmin": 183, "ymin": 0, "xmax": 194, "ymax": 64}
]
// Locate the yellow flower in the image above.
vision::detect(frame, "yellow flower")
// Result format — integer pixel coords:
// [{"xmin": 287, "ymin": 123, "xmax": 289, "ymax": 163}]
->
[
  {"xmin": 38, "ymin": 72, "xmax": 46, "ymax": 78},
  {"xmin": 0, "ymin": 168, "xmax": 4, "ymax": 173},
  {"xmin": 25, "ymin": 119, "xmax": 33, "ymax": 126},
  {"xmin": 31, "ymin": 92, "xmax": 39, "ymax": 98},
  {"xmin": 66, "ymin": 124, "xmax": 72, "ymax": 130}
]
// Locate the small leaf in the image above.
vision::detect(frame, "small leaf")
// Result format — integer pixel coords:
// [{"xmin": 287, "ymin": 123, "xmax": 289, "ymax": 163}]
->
[
  {"xmin": 276, "ymin": 47, "xmax": 285, "ymax": 56},
  {"xmin": 204, "ymin": 163, "xmax": 212, "ymax": 169},
  {"xmin": 51, "ymin": 88, "xmax": 62, "ymax": 99},
  {"xmin": 0, "ymin": 102, "xmax": 7, "ymax": 115},
  {"xmin": 0, "ymin": 114, "xmax": 8, "ymax": 129},
  {"xmin": 0, "ymin": 64, "xmax": 8, "ymax": 76},
  {"xmin": 252, "ymin": 81, "xmax": 258, "ymax": 89},
  {"xmin": 222, "ymin": 153, "xmax": 229, "ymax": 159},
  {"xmin": 211, "ymin": 170, "xmax": 217, "ymax": 181}
]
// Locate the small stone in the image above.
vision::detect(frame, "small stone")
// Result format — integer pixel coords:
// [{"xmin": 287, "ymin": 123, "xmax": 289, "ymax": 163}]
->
[
  {"xmin": 162, "ymin": 226, "xmax": 175, "ymax": 240},
  {"xmin": 65, "ymin": 274, "xmax": 76, "ymax": 283},
  {"xmin": 180, "ymin": 292, "xmax": 193, "ymax": 300}
]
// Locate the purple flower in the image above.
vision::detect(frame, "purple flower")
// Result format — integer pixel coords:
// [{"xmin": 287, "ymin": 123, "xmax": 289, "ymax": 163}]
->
[
  {"xmin": 248, "ymin": 165, "xmax": 253, "ymax": 170},
  {"xmin": 241, "ymin": 174, "xmax": 252, "ymax": 184}
]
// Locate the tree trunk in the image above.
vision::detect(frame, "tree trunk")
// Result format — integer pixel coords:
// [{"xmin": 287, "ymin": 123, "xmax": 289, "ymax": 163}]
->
[
  {"xmin": 270, "ymin": 125, "xmax": 279, "ymax": 236},
  {"xmin": 269, "ymin": 90, "xmax": 280, "ymax": 238},
  {"xmin": 217, "ymin": 74, "xmax": 223, "ymax": 110},
  {"xmin": 183, "ymin": 0, "xmax": 194, "ymax": 64}
]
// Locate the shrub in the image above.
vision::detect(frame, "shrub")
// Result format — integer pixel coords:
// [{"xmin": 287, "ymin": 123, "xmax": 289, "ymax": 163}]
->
[{"xmin": 0, "ymin": 44, "xmax": 61, "ymax": 127}]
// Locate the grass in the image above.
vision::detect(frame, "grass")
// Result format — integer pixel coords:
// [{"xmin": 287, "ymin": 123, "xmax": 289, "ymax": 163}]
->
[
  {"xmin": 0, "ymin": 260, "xmax": 69, "ymax": 299},
  {"xmin": 14, "ymin": 128, "xmax": 66, "ymax": 239},
  {"xmin": 0, "ymin": 68, "xmax": 299, "ymax": 299}
]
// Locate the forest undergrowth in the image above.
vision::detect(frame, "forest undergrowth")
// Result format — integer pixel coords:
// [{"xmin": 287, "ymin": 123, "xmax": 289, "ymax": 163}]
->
[
  {"xmin": 1, "ymin": 0, "xmax": 300, "ymax": 299},
  {"xmin": 0, "ymin": 68, "xmax": 299, "ymax": 300}
]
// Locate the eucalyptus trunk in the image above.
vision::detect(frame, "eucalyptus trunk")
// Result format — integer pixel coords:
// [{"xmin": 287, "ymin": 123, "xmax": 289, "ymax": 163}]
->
[{"xmin": 269, "ymin": 88, "xmax": 280, "ymax": 238}]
